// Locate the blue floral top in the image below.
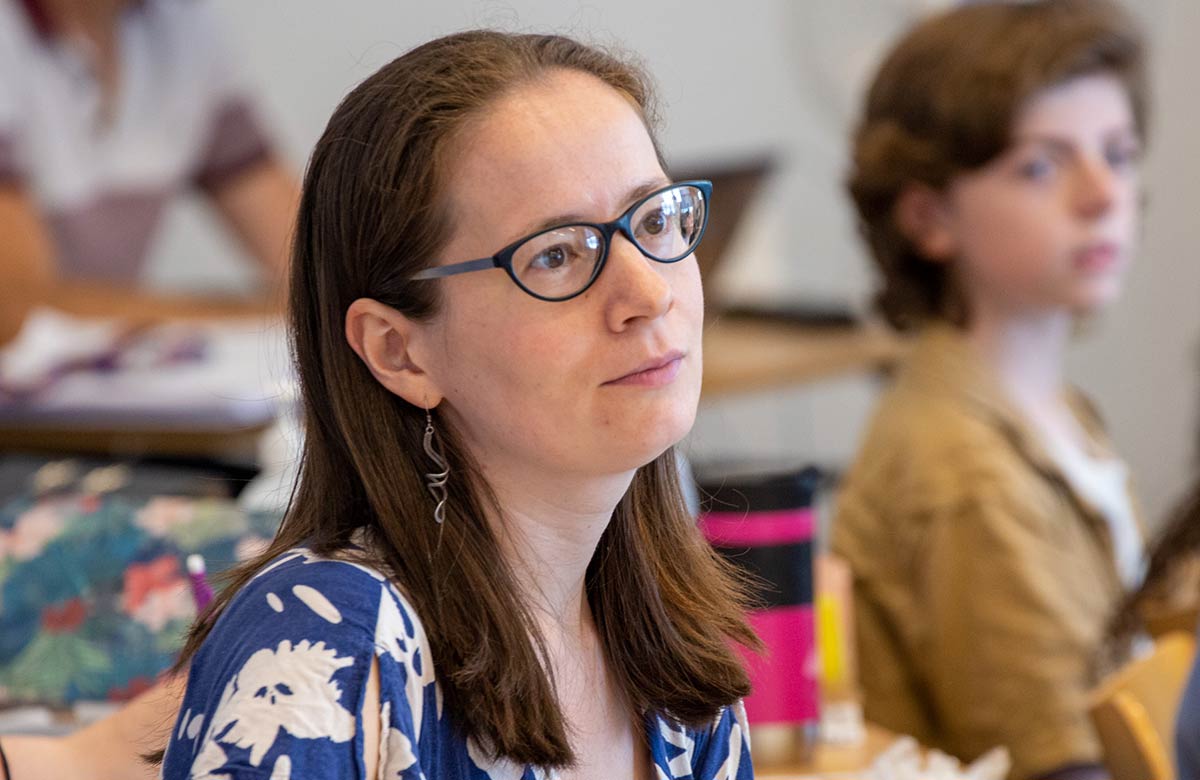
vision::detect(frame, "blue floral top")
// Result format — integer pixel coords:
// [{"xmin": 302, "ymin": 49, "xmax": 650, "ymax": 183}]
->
[{"xmin": 162, "ymin": 548, "xmax": 754, "ymax": 779}]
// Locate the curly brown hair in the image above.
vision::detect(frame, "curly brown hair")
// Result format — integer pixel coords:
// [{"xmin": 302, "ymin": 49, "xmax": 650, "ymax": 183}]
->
[{"xmin": 846, "ymin": 0, "xmax": 1148, "ymax": 331}]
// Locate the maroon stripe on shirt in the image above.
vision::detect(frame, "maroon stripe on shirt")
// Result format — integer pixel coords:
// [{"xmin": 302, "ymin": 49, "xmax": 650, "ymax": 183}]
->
[
  {"xmin": 0, "ymin": 136, "xmax": 20, "ymax": 184},
  {"xmin": 47, "ymin": 189, "xmax": 172, "ymax": 283},
  {"xmin": 14, "ymin": 0, "xmax": 53, "ymax": 39},
  {"xmin": 193, "ymin": 97, "xmax": 274, "ymax": 193},
  {"xmin": 0, "ymin": 134, "xmax": 23, "ymax": 184},
  {"xmin": 15, "ymin": 0, "xmax": 148, "ymax": 40}
]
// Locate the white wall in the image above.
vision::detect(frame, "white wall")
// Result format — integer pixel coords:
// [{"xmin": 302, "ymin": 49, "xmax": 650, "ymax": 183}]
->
[
  {"xmin": 149, "ymin": 0, "xmax": 819, "ymax": 293},
  {"xmin": 1069, "ymin": 0, "xmax": 1200, "ymax": 524},
  {"xmin": 146, "ymin": 1, "xmax": 1200, "ymax": 525}
]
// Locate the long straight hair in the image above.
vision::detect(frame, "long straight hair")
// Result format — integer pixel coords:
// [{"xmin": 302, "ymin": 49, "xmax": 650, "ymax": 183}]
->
[{"xmin": 173, "ymin": 30, "xmax": 757, "ymax": 769}]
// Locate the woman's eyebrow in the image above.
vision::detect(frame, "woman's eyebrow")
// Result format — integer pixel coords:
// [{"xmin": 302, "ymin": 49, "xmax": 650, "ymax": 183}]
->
[
  {"xmin": 1011, "ymin": 135, "xmax": 1077, "ymax": 155},
  {"xmin": 1012, "ymin": 124, "xmax": 1139, "ymax": 153},
  {"xmin": 520, "ymin": 177, "xmax": 673, "ymax": 235}
]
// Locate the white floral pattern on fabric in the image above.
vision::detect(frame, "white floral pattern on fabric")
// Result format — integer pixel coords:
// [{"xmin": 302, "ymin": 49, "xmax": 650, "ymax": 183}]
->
[
  {"xmin": 374, "ymin": 582, "xmax": 435, "ymax": 737},
  {"xmin": 189, "ymin": 739, "xmax": 228, "ymax": 780},
  {"xmin": 380, "ymin": 701, "xmax": 425, "ymax": 778},
  {"xmin": 292, "ymin": 584, "xmax": 343, "ymax": 623},
  {"xmin": 200, "ymin": 638, "xmax": 356, "ymax": 770},
  {"xmin": 712, "ymin": 713, "xmax": 745, "ymax": 780},
  {"xmin": 661, "ymin": 718, "xmax": 698, "ymax": 777},
  {"xmin": 269, "ymin": 754, "xmax": 292, "ymax": 780},
  {"xmin": 161, "ymin": 548, "xmax": 754, "ymax": 779},
  {"xmin": 466, "ymin": 735, "xmax": 527, "ymax": 780}
]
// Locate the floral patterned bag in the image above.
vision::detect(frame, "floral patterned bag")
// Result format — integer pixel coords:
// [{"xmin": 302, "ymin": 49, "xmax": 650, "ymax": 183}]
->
[{"xmin": 0, "ymin": 494, "xmax": 281, "ymax": 706}]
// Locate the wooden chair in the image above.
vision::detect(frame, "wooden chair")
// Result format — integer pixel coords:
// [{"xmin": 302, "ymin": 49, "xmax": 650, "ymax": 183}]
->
[
  {"xmin": 1089, "ymin": 631, "xmax": 1197, "ymax": 780},
  {"xmin": 1145, "ymin": 604, "xmax": 1199, "ymax": 640}
]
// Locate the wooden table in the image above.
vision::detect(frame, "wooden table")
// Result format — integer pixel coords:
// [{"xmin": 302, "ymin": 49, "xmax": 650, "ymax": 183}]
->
[
  {"xmin": 755, "ymin": 723, "xmax": 902, "ymax": 778},
  {"xmin": 0, "ymin": 423, "xmax": 267, "ymax": 461},
  {"xmin": 701, "ymin": 318, "xmax": 905, "ymax": 398}
]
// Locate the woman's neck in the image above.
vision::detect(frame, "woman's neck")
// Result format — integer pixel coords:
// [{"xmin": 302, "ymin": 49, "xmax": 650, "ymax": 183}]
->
[
  {"xmin": 484, "ymin": 464, "xmax": 634, "ymax": 637},
  {"xmin": 484, "ymin": 467, "xmax": 650, "ymax": 779},
  {"xmin": 41, "ymin": 0, "xmax": 128, "ymax": 122},
  {"xmin": 964, "ymin": 302, "xmax": 1074, "ymax": 410},
  {"xmin": 40, "ymin": 0, "xmax": 127, "ymax": 44}
]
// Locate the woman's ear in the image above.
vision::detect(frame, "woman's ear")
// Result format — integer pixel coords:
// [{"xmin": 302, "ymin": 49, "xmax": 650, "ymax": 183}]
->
[
  {"xmin": 894, "ymin": 183, "xmax": 957, "ymax": 262},
  {"xmin": 345, "ymin": 298, "xmax": 444, "ymax": 407}
]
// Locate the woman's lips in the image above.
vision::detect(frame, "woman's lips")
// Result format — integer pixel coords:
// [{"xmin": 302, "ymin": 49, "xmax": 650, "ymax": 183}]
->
[
  {"xmin": 1074, "ymin": 242, "xmax": 1121, "ymax": 273},
  {"xmin": 605, "ymin": 353, "xmax": 685, "ymax": 387}
]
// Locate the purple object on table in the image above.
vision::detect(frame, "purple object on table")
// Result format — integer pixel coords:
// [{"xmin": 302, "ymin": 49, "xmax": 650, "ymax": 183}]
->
[{"xmin": 187, "ymin": 554, "xmax": 215, "ymax": 611}]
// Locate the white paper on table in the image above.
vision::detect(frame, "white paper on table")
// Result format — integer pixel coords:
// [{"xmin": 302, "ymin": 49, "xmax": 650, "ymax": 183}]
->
[{"xmin": 0, "ymin": 307, "xmax": 296, "ymax": 430}]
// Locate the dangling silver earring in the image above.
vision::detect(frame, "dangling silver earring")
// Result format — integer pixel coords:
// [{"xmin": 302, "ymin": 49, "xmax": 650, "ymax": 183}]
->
[{"xmin": 423, "ymin": 406, "xmax": 449, "ymax": 525}]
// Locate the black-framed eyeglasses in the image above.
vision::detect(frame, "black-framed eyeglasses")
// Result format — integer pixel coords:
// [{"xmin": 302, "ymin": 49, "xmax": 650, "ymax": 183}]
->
[{"xmin": 409, "ymin": 180, "xmax": 712, "ymax": 302}]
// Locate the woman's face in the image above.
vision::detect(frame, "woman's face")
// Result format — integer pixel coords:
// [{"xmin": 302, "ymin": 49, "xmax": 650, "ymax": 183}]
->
[
  {"xmin": 419, "ymin": 70, "xmax": 704, "ymax": 481},
  {"xmin": 941, "ymin": 73, "xmax": 1142, "ymax": 317}
]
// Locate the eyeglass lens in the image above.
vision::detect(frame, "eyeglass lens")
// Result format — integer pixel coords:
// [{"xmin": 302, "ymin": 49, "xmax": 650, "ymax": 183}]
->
[{"xmin": 510, "ymin": 184, "xmax": 706, "ymax": 299}]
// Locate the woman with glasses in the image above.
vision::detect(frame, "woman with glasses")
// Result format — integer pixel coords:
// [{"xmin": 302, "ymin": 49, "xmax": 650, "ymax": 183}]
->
[{"xmin": 136, "ymin": 30, "xmax": 755, "ymax": 780}]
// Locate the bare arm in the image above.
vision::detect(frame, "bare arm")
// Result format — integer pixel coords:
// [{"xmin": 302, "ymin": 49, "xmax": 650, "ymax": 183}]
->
[
  {"xmin": 0, "ymin": 186, "xmax": 283, "ymax": 346},
  {"xmin": 0, "ymin": 186, "xmax": 54, "ymax": 344},
  {"xmin": 0, "ymin": 675, "xmax": 186, "ymax": 780},
  {"xmin": 204, "ymin": 157, "xmax": 299, "ymax": 284},
  {"xmin": 362, "ymin": 657, "xmax": 381, "ymax": 779}
]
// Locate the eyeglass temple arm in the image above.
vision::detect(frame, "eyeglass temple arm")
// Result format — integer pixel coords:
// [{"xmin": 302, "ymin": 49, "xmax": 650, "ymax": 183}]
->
[{"xmin": 410, "ymin": 257, "xmax": 500, "ymax": 280}]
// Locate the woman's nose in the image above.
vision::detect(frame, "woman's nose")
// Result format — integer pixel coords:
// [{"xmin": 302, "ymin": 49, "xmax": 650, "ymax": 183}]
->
[{"xmin": 602, "ymin": 234, "xmax": 673, "ymax": 332}]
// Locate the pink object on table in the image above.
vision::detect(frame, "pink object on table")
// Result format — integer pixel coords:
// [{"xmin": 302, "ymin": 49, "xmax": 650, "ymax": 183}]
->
[
  {"xmin": 700, "ymin": 507, "xmax": 815, "ymax": 547},
  {"xmin": 700, "ymin": 505, "xmax": 820, "ymax": 726},
  {"xmin": 739, "ymin": 604, "xmax": 820, "ymax": 723}
]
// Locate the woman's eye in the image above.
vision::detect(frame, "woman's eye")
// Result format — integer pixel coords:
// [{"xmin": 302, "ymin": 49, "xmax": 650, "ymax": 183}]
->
[
  {"xmin": 639, "ymin": 210, "xmax": 668, "ymax": 236},
  {"xmin": 1105, "ymin": 142, "xmax": 1141, "ymax": 170},
  {"xmin": 1018, "ymin": 156, "xmax": 1055, "ymax": 181},
  {"xmin": 532, "ymin": 245, "xmax": 571, "ymax": 270}
]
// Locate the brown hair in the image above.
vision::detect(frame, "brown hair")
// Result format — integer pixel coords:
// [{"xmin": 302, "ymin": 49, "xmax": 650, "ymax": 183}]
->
[
  {"xmin": 846, "ymin": 0, "xmax": 1148, "ymax": 331},
  {"xmin": 1106, "ymin": 479, "xmax": 1200, "ymax": 653},
  {"xmin": 172, "ymin": 30, "xmax": 756, "ymax": 770}
]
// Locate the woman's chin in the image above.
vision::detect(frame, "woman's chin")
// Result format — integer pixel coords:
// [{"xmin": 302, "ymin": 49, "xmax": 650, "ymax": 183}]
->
[
  {"xmin": 590, "ymin": 417, "xmax": 691, "ymax": 475},
  {"xmin": 629, "ymin": 413, "xmax": 696, "ymax": 466},
  {"xmin": 1068, "ymin": 286, "xmax": 1124, "ymax": 315}
]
